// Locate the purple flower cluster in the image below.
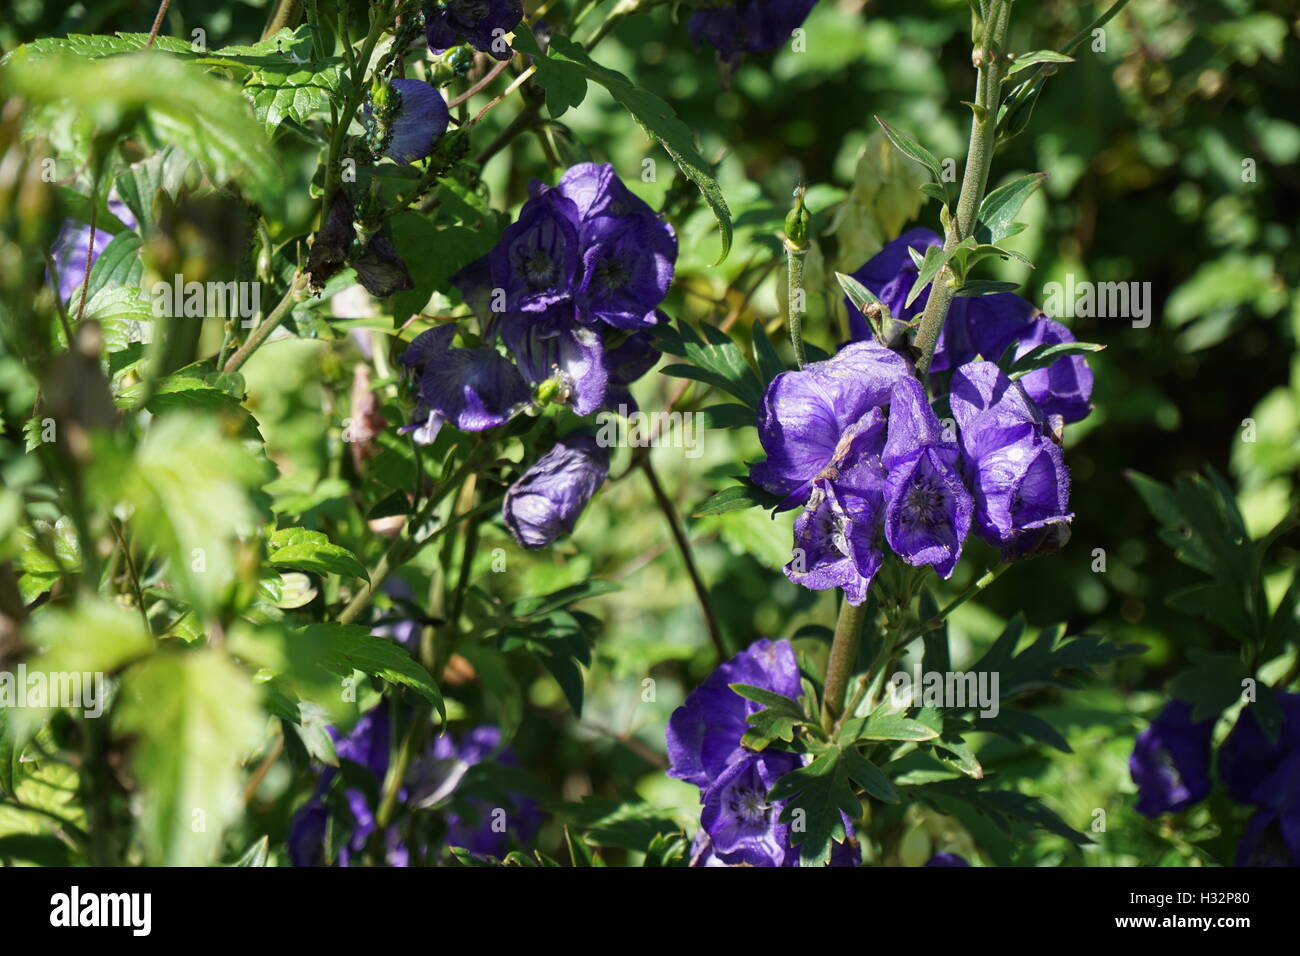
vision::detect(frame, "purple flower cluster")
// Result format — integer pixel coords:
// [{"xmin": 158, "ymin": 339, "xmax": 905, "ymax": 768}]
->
[
  {"xmin": 288, "ymin": 712, "xmax": 539, "ymax": 866},
  {"xmin": 1129, "ymin": 694, "xmax": 1300, "ymax": 865},
  {"xmin": 688, "ymin": 0, "xmax": 818, "ymax": 59},
  {"xmin": 666, "ymin": 639, "xmax": 858, "ymax": 866},
  {"xmin": 750, "ymin": 342, "xmax": 1071, "ymax": 603}
]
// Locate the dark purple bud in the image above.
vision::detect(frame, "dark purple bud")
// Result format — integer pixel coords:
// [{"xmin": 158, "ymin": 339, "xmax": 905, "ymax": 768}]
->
[
  {"xmin": 368, "ymin": 79, "xmax": 450, "ymax": 165},
  {"xmin": 502, "ymin": 433, "xmax": 609, "ymax": 548}
]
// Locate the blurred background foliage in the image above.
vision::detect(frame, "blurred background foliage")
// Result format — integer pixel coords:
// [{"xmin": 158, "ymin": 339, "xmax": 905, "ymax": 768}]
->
[{"xmin": 0, "ymin": 0, "xmax": 1296, "ymax": 865}]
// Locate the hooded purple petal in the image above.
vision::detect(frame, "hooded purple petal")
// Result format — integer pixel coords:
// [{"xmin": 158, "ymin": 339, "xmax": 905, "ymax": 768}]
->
[
  {"xmin": 425, "ymin": 0, "xmax": 523, "ymax": 60},
  {"xmin": 688, "ymin": 0, "xmax": 817, "ymax": 57},
  {"xmin": 490, "ymin": 189, "xmax": 583, "ymax": 314},
  {"xmin": 1219, "ymin": 693, "xmax": 1300, "ymax": 805},
  {"xmin": 577, "ymin": 213, "xmax": 676, "ymax": 330},
  {"xmin": 1008, "ymin": 316, "xmax": 1095, "ymax": 424},
  {"xmin": 417, "ymin": 344, "xmax": 529, "ymax": 431}
]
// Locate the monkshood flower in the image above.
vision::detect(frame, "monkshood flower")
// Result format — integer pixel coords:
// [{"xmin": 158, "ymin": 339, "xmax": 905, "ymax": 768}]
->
[
  {"xmin": 1219, "ymin": 693, "xmax": 1300, "ymax": 805},
  {"xmin": 881, "ymin": 377, "xmax": 972, "ymax": 579},
  {"xmin": 602, "ymin": 330, "xmax": 661, "ymax": 413},
  {"xmin": 289, "ymin": 709, "xmax": 409, "ymax": 867},
  {"xmin": 844, "ymin": 228, "xmax": 1093, "ymax": 422},
  {"xmin": 948, "ymin": 361, "xmax": 1072, "ymax": 557},
  {"xmin": 667, "ymin": 639, "xmax": 858, "ymax": 866},
  {"xmin": 502, "ymin": 433, "xmax": 609, "ymax": 549},
  {"xmin": 1236, "ymin": 751, "xmax": 1300, "ymax": 866},
  {"xmin": 412, "ymin": 725, "xmax": 542, "ymax": 858},
  {"xmin": 365, "ymin": 79, "xmax": 450, "ymax": 165},
  {"xmin": 48, "ymin": 194, "xmax": 138, "ymax": 302},
  {"xmin": 397, "ymin": 324, "xmax": 529, "ymax": 443},
  {"xmin": 1128, "ymin": 700, "xmax": 1214, "ymax": 817},
  {"xmin": 925, "ymin": 852, "xmax": 970, "ymax": 866},
  {"xmin": 454, "ymin": 163, "xmax": 675, "ymax": 415},
  {"xmin": 688, "ymin": 0, "xmax": 818, "ymax": 58},
  {"xmin": 425, "ymin": 0, "xmax": 523, "ymax": 61}
]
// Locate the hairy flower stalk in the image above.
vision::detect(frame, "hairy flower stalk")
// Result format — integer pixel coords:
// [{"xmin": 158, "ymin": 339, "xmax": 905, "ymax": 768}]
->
[
  {"xmin": 821, "ymin": 0, "xmax": 1015, "ymax": 728},
  {"xmin": 784, "ymin": 186, "xmax": 811, "ymax": 368}
]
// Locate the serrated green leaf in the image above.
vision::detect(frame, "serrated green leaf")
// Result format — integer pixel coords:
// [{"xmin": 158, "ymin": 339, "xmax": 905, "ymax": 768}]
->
[{"xmin": 268, "ymin": 527, "xmax": 368, "ymax": 581}]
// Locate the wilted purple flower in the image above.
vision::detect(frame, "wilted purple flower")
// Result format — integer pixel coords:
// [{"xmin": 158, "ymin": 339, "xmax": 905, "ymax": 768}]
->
[
  {"xmin": 667, "ymin": 638, "xmax": 802, "ymax": 789},
  {"xmin": 688, "ymin": 0, "xmax": 817, "ymax": 58},
  {"xmin": 48, "ymin": 194, "xmax": 138, "ymax": 302},
  {"xmin": 949, "ymin": 361, "xmax": 1072, "ymax": 556},
  {"xmin": 502, "ymin": 433, "xmax": 609, "ymax": 549},
  {"xmin": 1128, "ymin": 700, "xmax": 1214, "ymax": 817},
  {"xmin": 398, "ymin": 325, "xmax": 529, "ymax": 441},
  {"xmin": 750, "ymin": 340, "xmax": 911, "ymax": 506},
  {"xmin": 425, "ymin": 0, "xmax": 523, "ymax": 61},
  {"xmin": 414, "ymin": 725, "xmax": 542, "ymax": 858},
  {"xmin": 925, "ymin": 852, "xmax": 971, "ymax": 866},
  {"xmin": 1219, "ymin": 693, "xmax": 1300, "ymax": 805},
  {"xmin": 881, "ymin": 377, "xmax": 972, "ymax": 579},
  {"xmin": 367, "ymin": 79, "xmax": 450, "ymax": 165}
]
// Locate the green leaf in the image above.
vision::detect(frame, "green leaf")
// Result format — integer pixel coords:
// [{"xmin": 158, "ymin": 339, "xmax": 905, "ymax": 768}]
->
[
  {"xmin": 1007, "ymin": 50, "xmax": 1075, "ymax": 75},
  {"xmin": 847, "ymin": 710, "xmax": 941, "ymax": 743},
  {"xmin": 692, "ymin": 480, "xmax": 782, "ymax": 517},
  {"xmin": 298, "ymin": 623, "xmax": 444, "ymax": 719},
  {"xmin": 0, "ymin": 709, "xmax": 21, "ymax": 799},
  {"xmin": 1005, "ymin": 340, "xmax": 1105, "ymax": 378},
  {"xmin": 919, "ymin": 778, "xmax": 1090, "ymax": 845},
  {"xmin": 510, "ymin": 579, "xmax": 621, "ymax": 619},
  {"xmin": 654, "ymin": 318, "xmax": 763, "ymax": 408},
  {"xmin": 905, "ymin": 243, "xmax": 957, "ymax": 308},
  {"xmin": 874, "ymin": 116, "xmax": 947, "ymax": 185},
  {"xmin": 751, "ymin": 320, "xmax": 786, "ymax": 385},
  {"xmin": 698, "ymin": 403, "xmax": 756, "ymax": 430},
  {"xmin": 544, "ymin": 36, "xmax": 732, "ymax": 263},
  {"xmin": 115, "ymin": 649, "xmax": 266, "ymax": 866},
  {"xmin": 841, "ymin": 747, "xmax": 901, "ymax": 804},
  {"xmin": 267, "ymin": 527, "xmax": 368, "ymax": 581},
  {"xmin": 1168, "ymin": 652, "xmax": 1250, "ymax": 721},
  {"xmin": 955, "ymin": 279, "xmax": 1022, "ymax": 297},
  {"xmin": 771, "ymin": 750, "xmax": 861, "ymax": 866},
  {"xmin": 233, "ymin": 835, "xmax": 270, "ymax": 867},
  {"xmin": 974, "ymin": 172, "xmax": 1047, "ymax": 245},
  {"xmin": 730, "ymin": 683, "xmax": 804, "ymax": 717}
]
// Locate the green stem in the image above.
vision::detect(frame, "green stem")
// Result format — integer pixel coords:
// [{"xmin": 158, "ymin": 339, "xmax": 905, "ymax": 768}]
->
[
  {"xmin": 642, "ymin": 458, "xmax": 727, "ymax": 662},
  {"xmin": 321, "ymin": 7, "xmax": 391, "ymax": 218},
  {"xmin": 222, "ymin": 272, "xmax": 307, "ymax": 374},
  {"xmin": 913, "ymin": 0, "xmax": 1013, "ymax": 377},
  {"xmin": 786, "ymin": 246, "xmax": 807, "ymax": 368},
  {"xmin": 821, "ymin": 598, "xmax": 868, "ymax": 733}
]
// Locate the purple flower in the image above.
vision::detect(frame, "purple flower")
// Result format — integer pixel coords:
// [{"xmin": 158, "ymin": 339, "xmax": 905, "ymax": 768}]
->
[
  {"xmin": 1128, "ymin": 700, "xmax": 1214, "ymax": 817},
  {"xmin": 502, "ymin": 433, "xmax": 609, "ymax": 548},
  {"xmin": 666, "ymin": 638, "xmax": 802, "ymax": 790},
  {"xmin": 425, "ymin": 0, "xmax": 523, "ymax": 61},
  {"xmin": 750, "ymin": 340, "xmax": 911, "ymax": 507},
  {"xmin": 367, "ymin": 79, "xmax": 450, "ymax": 165},
  {"xmin": 499, "ymin": 308, "xmax": 608, "ymax": 416},
  {"xmin": 489, "ymin": 188, "xmax": 584, "ymax": 315},
  {"xmin": 414, "ymin": 725, "xmax": 542, "ymax": 858},
  {"xmin": 1219, "ymin": 693, "xmax": 1300, "ymax": 805},
  {"xmin": 688, "ymin": 0, "xmax": 817, "ymax": 58},
  {"xmin": 1236, "ymin": 751, "xmax": 1300, "ymax": 866},
  {"xmin": 881, "ymin": 377, "xmax": 972, "ymax": 579},
  {"xmin": 288, "ymin": 709, "xmax": 409, "ymax": 867},
  {"xmin": 786, "ymin": 408, "xmax": 889, "ymax": 604},
  {"xmin": 666, "ymin": 639, "xmax": 859, "ymax": 867},
  {"xmin": 949, "ymin": 361, "xmax": 1072, "ymax": 556},
  {"xmin": 577, "ymin": 214, "xmax": 675, "ymax": 330},
  {"xmin": 48, "ymin": 194, "xmax": 138, "ymax": 302},
  {"xmin": 398, "ymin": 325, "xmax": 529, "ymax": 441},
  {"xmin": 925, "ymin": 852, "xmax": 970, "ymax": 866}
]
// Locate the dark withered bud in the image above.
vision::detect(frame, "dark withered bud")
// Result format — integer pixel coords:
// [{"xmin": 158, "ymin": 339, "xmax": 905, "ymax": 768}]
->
[
  {"xmin": 306, "ymin": 192, "xmax": 356, "ymax": 293},
  {"xmin": 353, "ymin": 231, "xmax": 414, "ymax": 298}
]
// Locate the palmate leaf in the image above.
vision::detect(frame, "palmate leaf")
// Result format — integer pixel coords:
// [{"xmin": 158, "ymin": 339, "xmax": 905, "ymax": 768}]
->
[
  {"xmin": 967, "ymin": 616, "xmax": 1146, "ymax": 702},
  {"xmin": 521, "ymin": 31, "xmax": 732, "ymax": 263},
  {"xmin": 692, "ymin": 478, "xmax": 783, "ymax": 517},
  {"xmin": 654, "ymin": 318, "xmax": 764, "ymax": 409},
  {"xmin": 115, "ymin": 649, "xmax": 266, "ymax": 866},
  {"xmin": 770, "ymin": 749, "xmax": 861, "ymax": 867}
]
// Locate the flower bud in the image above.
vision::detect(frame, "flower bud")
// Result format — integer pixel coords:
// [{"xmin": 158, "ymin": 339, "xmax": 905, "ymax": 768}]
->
[
  {"xmin": 502, "ymin": 434, "xmax": 609, "ymax": 549},
  {"xmin": 365, "ymin": 79, "xmax": 450, "ymax": 165}
]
